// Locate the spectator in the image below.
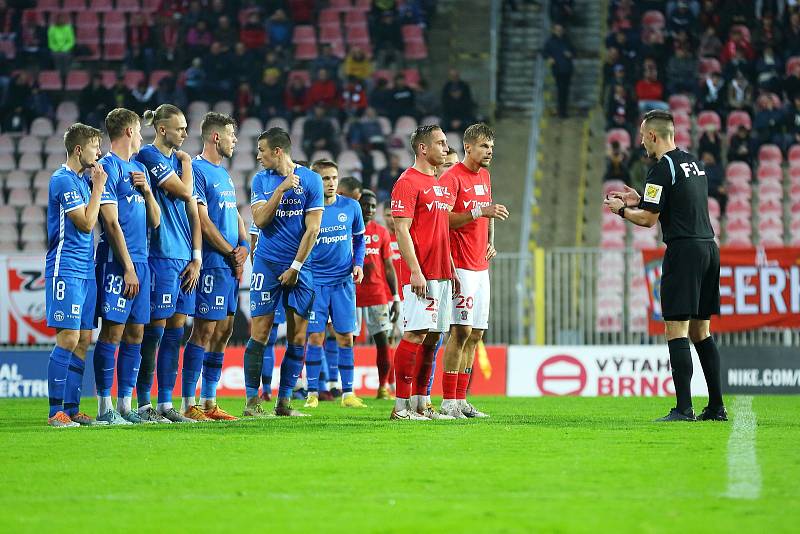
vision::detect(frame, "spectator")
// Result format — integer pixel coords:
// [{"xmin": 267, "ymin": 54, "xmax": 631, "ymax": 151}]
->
[
  {"xmin": 312, "ymin": 44, "xmax": 342, "ymax": 79},
  {"xmin": 755, "ymin": 45, "xmax": 783, "ymax": 93},
  {"xmin": 204, "ymin": 41, "xmax": 233, "ymax": 102},
  {"xmin": 240, "ymin": 11, "xmax": 267, "ymax": 51},
  {"xmin": 387, "ymin": 73, "xmax": 415, "ymax": 122},
  {"xmin": 79, "ymin": 73, "xmax": 112, "ymax": 128},
  {"xmin": 160, "ymin": 13, "xmax": 181, "ymax": 64},
  {"xmin": 666, "ymin": 45, "xmax": 699, "ymax": 96},
  {"xmin": 4, "ymin": 71, "xmax": 33, "ymax": 121},
  {"xmin": 284, "ymin": 75, "xmax": 309, "ymax": 118},
  {"xmin": 698, "ymin": 25, "xmax": 722, "ymax": 58},
  {"xmin": 727, "ymin": 69, "xmax": 753, "ymax": 112},
  {"xmin": 720, "ymin": 26, "xmax": 755, "ymax": 64},
  {"xmin": 635, "ymin": 59, "xmax": 666, "ymax": 112},
  {"xmin": 153, "ymin": 75, "xmax": 187, "ymax": 109},
  {"xmin": 214, "ymin": 15, "xmax": 237, "ymax": 51},
  {"xmin": 262, "ymin": 50, "xmax": 290, "ymax": 79},
  {"xmin": 303, "ymin": 103, "xmax": 338, "ymax": 157},
  {"xmin": 698, "ymin": 0, "xmax": 720, "ymax": 30},
  {"xmin": 720, "ymin": 0, "xmax": 754, "ymax": 32},
  {"xmin": 231, "ymin": 42, "xmax": 257, "ymax": 85},
  {"xmin": 340, "ymin": 75, "xmax": 368, "ymax": 118},
  {"xmin": 605, "ymin": 30, "xmax": 638, "ymax": 72},
  {"xmin": 752, "ymin": 11, "xmax": 783, "ymax": 52},
  {"xmin": 47, "ymin": 12, "xmax": 74, "ymax": 79},
  {"xmin": 543, "ymin": 23, "xmax": 575, "ymax": 118},
  {"xmin": 347, "ymin": 106, "xmax": 386, "ymax": 151},
  {"xmin": 236, "ymin": 82, "xmax": 255, "ymax": 121},
  {"xmin": 371, "ymin": 10, "xmax": 403, "ymax": 66},
  {"xmin": 698, "ymin": 124, "xmax": 722, "ymax": 163},
  {"xmin": 667, "ymin": 0, "xmax": 696, "ymax": 36},
  {"xmin": 131, "ymin": 80, "xmax": 156, "ymax": 115},
  {"xmin": 639, "ymin": 28, "xmax": 668, "ymax": 70},
  {"xmin": 267, "ymin": 9, "xmax": 292, "ymax": 50},
  {"xmin": 602, "ymin": 46, "xmax": 623, "ymax": 93},
  {"xmin": 698, "ymin": 71, "xmax": 726, "ymax": 113},
  {"xmin": 110, "ymin": 75, "xmax": 135, "ymax": 110},
  {"xmin": 784, "ymin": 62, "xmax": 800, "ymax": 104},
  {"xmin": 785, "ymin": 12, "xmax": 800, "ymax": 59},
  {"xmin": 369, "ymin": 77, "xmax": 394, "ymax": 116},
  {"xmin": 344, "ymin": 46, "xmax": 374, "ymax": 82},
  {"xmin": 550, "ymin": 0, "xmax": 575, "ymax": 26},
  {"xmin": 181, "ymin": 1, "xmax": 205, "ymax": 30},
  {"xmin": 376, "ymin": 153, "xmax": 403, "ymax": 201},
  {"xmin": 2, "ymin": 105, "xmax": 27, "ymax": 133},
  {"xmin": 702, "ymin": 151, "xmax": 726, "ymax": 213},
  {"xmin": 603, "ymin": 141, "xmax": 631, "ymax": 183},
  {"xmin": 753, "ymin": 94, "xmax": 784, "ymax": 147},
  {"xmin": 723, "ymin": 47, "xmax": 754, "ymax": 82},
  {"xmin": 184, "ymin": 57, "xmax": 207, "ymax": 102},
  {"xmin": 307, "ymin": 68, "xmax": 339, "ymax": 109},
  {"xmin": 257, "ymin": 69, "xmax": 287, "ymax": 122},
  {"xmin": 728, "ymin": 125, "xmax": 756, "ymax": 166},
  {"xmin": 784, "ymin": 95, "xmax": 800, "ymax": 148},
  {"xmin": 127, "ymin": 12, "xmax": 156, "ymax": 73},
  {"xmin": 186, "ymin": 20, "xmax": 213, "ymax": 59},
  {"xmin": 606, "ymin": 83, "xmax": 635, "ymax": 129},
  {"xmin": 415, "ymin": 78, "xmax": 439, "ymax": 117},
  {"xmin": 442, "ymin": 70, "xmax": 475, "ymax": 131},
  {"xmin": 28, "ymin": 83, "xmax": 53, "ymax": 121}
]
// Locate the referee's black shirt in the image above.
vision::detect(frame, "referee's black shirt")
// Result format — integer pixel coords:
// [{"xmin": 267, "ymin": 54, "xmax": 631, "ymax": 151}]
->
[{"xmin": 639, "ymin": 148, "xmax": 715, "ymax": 244}]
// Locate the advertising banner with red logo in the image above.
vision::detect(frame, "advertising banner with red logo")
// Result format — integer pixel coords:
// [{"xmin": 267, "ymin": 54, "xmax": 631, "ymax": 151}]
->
[
  {"xmin": 642, "ymin": 247, "xmax": 800, "ymax": 335},
  {"xmin": 0, "ymin": 255, "xmax": 56, "ymax": 344},
  {"xmin": 506, "ymin": 345, "xmax": 708, "ymax": 397}
]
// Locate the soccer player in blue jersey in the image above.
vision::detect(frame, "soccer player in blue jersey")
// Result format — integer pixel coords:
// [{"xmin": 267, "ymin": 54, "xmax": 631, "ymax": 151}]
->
[
  {"xmin": 181, "ymin": 112, "xmax": 248, "ymax": 421},
  {"xmin": 134, "ymin": 104, "xmax": 203, "ymax": 423},
  {"xmin": 94, "ymin": 108, "xmax": 162, "ymax": 425},
  {"xmin": 243, "ymin": 127, "xmax": 323, "ymax": 417},
  {"xmin": 44, "ymin": 123, "xmax": 107, "ymax": 427},
  {"xmin": 303, "ymin": 159, "xmax": 367, "ymax": 409}
]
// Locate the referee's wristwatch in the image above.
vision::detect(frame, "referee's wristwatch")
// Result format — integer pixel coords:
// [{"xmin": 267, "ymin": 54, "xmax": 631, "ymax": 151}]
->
[{"xmin": 617, "ymin": 205, "xmax": 626, "ymax": 218}]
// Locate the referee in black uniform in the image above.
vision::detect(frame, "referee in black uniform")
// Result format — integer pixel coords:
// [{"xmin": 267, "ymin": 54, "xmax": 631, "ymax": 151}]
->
[{"xmin": 604, "ymin": 110, "xmax": 727, "ymax": 422}]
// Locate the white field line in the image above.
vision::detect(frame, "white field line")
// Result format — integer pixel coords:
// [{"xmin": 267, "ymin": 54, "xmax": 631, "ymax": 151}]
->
[{"xmin": 725, "ymin": 395, "xmax": 761, "ymax": 500}]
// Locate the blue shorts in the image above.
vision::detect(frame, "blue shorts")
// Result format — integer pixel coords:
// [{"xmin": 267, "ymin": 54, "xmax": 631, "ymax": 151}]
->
[
  {"xmin": 96, "ymin": 261, "xmax": 151, "ymax": 326},
  {"xmin": 149, "ymin": 257, "xmax": 197, "ymax": 320},
  {"xmin": 195, "ymin": 268, "xmax": 238, "ymax": 321},
  {"xmin": 308, "ymin": 279, "xmax": 357, "ymax": 334},
  {"xmin": 45, "ymin": 276, "xmax": 96, "ymax": 330},
  {"xmin": 274, "ymin": 298, "xmax": 286, "ymax": 325},
  {"xmin": 250, "ymin": 256, "xmax": 314, "ymax": 319}
]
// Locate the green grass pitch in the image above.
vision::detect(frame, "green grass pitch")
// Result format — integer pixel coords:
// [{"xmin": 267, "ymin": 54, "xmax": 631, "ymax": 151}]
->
[{"xmin": 1, "ymin": 396, "xmax": 798, "ymax": 533}]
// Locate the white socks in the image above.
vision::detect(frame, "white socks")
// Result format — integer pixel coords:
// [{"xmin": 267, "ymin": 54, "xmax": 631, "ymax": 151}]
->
[
  {"xmin": 395, "ymin": 398, "xmax": 408, "ymax": 411},
  {"xmin": 181, "ymin": 396, "xmax": 195, "ymax": 412},
  {"xmin": 137, "ymin": 403, "xmax": 152, "ymax": 414},
  {"xmin": 342, "ymin": 392, "xmax": 354, "ymax": 399},
  {"xmin": 117, "ymin": 396, "xmax": 132, "ymax": 415},
  {"xmin": 156, "ymin": 402, "xmax": 173, "ymax": 413}
]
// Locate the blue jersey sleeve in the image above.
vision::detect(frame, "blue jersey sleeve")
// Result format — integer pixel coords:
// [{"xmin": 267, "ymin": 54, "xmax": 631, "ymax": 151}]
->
[
  {"xmin": 136, "ymin": 147, "xmax": 175, "ymax": 186},
  {"xmin": 99, "ymin": 158, "xmax": 120, "ymax": 205},
  {"xmin": 352, "ymin": 201, "xmax": 366, "ymax": 267},
  {"xmin": 250, "ymin": 171, "xmax": 270, "ymax": 205},
  {"xmin": 193, "ymin": 161, "xmax": 207, "ymax": 206},
  {"xmin": 54, "ymin": 174, "xmax": 87, "ymax": 213},
  {"xmin": 305, "ymin": 172, "xmax": 324, "ymax": 212},
  {"xmin": 249, "ymin": 221, "xmax": 259, "ymax": 235}
]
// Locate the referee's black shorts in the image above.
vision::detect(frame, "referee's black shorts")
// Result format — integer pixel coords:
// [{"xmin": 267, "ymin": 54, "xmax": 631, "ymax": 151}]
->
[{"xmin": 660, "ymin": 239, "xmax": 720, "ymax": 321}]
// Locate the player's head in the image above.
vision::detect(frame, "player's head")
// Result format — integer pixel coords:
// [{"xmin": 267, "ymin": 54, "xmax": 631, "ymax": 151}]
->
[
  {"xmin": 435, "ymin": 148, "xmax": 459, "ymax": 178},
  {"xmin": 359, "ymin": 189, "xmax": 377, "ymax": 222},
  {"xmin": 311, "ymin": 159, "xmax": 339, "ymax": 200},
  {"xmin": 143, "ymin": 104, "xmax": 187, "ymax": 150},
  {"xmin": 105, "ymin": 108, "xmax": 142, "ymax": 154},
  {"xmin": 382, "ymin": 202, "xmax": 395, "ymax": 233},
  {"xmin": 257, "ymin": 127, "xmax": 292, "ymax": 170},
  {"xmin": 410, "ymin": 124, "xmax": 448, "ymax": 167},
  {"xmin": 640, "ymin": 110, "xmax": 675, "ymax": 159},
  {"xmin": 201, "ymin": 112, "xmax": 237, "ymax": 159},
  {"xmin": 464, "ymin": 122, "xmax": 495, "ymax": 168},
  {"xmin": 64, "ymin": 123, "xmax": 103, "ymax": 169},
  {"xmin": 338, "ymin": 176, "xmax": 363, "ymax": 200}
]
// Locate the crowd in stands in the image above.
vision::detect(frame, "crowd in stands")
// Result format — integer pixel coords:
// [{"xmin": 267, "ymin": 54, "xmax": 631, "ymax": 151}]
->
[{"xmin": 0, "ymin": 0, "xmax": 487, "ymax": 251}]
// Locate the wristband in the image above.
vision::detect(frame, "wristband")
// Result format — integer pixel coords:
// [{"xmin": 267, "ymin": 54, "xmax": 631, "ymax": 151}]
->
[
  {"xmin": 471, "ymin": 206, "xmax": 482, "ymax": 220},
  {"xmin": 392, "ymin": 294, "xmax": 400, "ymax": 303},
  {"xmin": 291, "ymin": 260, "xmax": 303, "ymax": 271},
  {"xmin": 192, "ymin": 249, "xmax": 203, "ymax": 262},
  {"xmin": 238, "ymin": 238, "xmax": 250, "ymax": 252}
]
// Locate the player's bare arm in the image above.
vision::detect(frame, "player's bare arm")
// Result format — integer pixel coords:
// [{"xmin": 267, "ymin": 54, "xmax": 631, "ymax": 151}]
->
[
  {"xmin": 486, "ymin": 218, "xmax": 497, "ymax": 261},
  {"xmin": 382, "ymin": 255, "xmax": 401, "ymax": 322},
  {"xmin": 252, "ymin": 173, "xmax": 300, "ymax": 228},
  {"xmin": 99, "ymin": 204, "xmax": 140, "ymax": 299},
  {"xmin": 198, "ymin": 204, "xmax": 236, "ymax": 258},
  {"xmin": 181, "ymin": 197, "xmax": 202, "ymax": 293},
  {"xmin": 133, "ymin": 171, "xmax": 161, "ymax": 229},
  {"xmin": 448, "ymin": 203, "xmax": 509, "ymax": 229},
  {"xmin": 231, "ymin": 214, "xmax": 249, "ymax": 278},
  {"xmin": 394, "ymin": 216, "xmax": 426, "ymax": 298},
  {"xmin": 66, "ymin": 164, "xmax": 106, "ymax": 232},
  {"xmin": 279, "ymin": 208, "xmax": 322, "ymax": 287}
]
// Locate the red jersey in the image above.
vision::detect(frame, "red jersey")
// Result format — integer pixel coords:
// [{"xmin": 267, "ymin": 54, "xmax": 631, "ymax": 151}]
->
[
  {"xmin": 439, "ymin": 162, "xmax": 492, "ymax": 271},
  {"xmin": 390, "ymin": 167, "xmax": 452, "ymax": 281},
  {"xmin": 356, "ymin": 221, "xmax": 392, "ymax": 307},
  {"xmin": 387, "ymin": 231, "xmax": 410, "ymax": 300}
]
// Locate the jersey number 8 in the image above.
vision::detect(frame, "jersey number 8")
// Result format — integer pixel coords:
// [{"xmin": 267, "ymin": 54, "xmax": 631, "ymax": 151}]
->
[{"xmin": 55, "ymin": 280, "xmax": 66, "ymax": 300}]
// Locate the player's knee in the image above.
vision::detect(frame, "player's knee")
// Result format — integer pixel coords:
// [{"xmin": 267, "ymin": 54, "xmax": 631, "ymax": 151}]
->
[
  {"xmin": 664, "ymin": 320, "xmax": 689, "ymax": 341},
  {"xmin": 468, "ymin": 329, "xmax": 484, "ymax": 344},
  {"xmin": 403, "ymin": 331, "xmax": 426, "ymax": 344},
  {"xmin": 308, "ymin": 332, "xmax": 325, "ymax": 346},
  {"xmin": 122, "ymin": 324, "xmax": 144, "ymax": 345},
  {"xmin": 56, "ymin": 329, "xmax": 81, "ymax": 351},
  {"xmin": 189, "ymin": 321, "xmax": 215, "ymax": 348},
  {"xmin": 213, "ymin": 320, "xmax": 234, "ymax": 346},
  {"xmin": 99, "ymin": 322, "xmax": 123, "ymax": 345},
  {"xmin": 336, "ymin": 334, "xmax": 354, "ymax": 348},
  {"xmin": 688, "ymin": 321, "xmax": 710, "ymax": 343},
  {"xmin": 449, "ymin": 325, "xmax": 471, "ymax": 346}
]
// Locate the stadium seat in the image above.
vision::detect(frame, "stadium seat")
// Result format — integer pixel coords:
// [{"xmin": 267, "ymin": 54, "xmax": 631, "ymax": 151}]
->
[
  {"xmin": 709, "ymin": 196, "xmax": 721, "ymax": 218},
  {"xmin": 675, "ymin": 130, "xmax": 691, "ymax": 151},
  {"xmin": 187, "ymin": 100, "xmax": 210, "ymax": 119},
  {"xmin": 370, "ymin": 150, "xmax": 387, "ymax": 171},
  {"xmin": 102, "ymin": 12, "xmax": 126, "ymax": 29},
  {"xmin": 726, "ymin": 111, "xmax": 752, "ymax": 135},
  {"xmin": 318, "ymin": 8, "xmax": 341, "ymax": 27},
  {"xmin": 294, "ymin": 42, "xmax": 318, "ymax": 61},
  {"xmin": 232, "ymin": 153, "xmax": 255, "ymax": 172},
  {"xmin": 344, "ymin": 10, "xmax": 367, "ymax": 27},
  {"xmin": 0, "ymin": 154, "xmax": 14, "ymax": 172},
  {"xmin": 402, "ymin": 25, "xmax": 425, "ymax": 44},
  {"xmin": 786, "ymin": 56, "xmax": 800, "ymax": 75},
  {"xmin": 758, "ymin": 144, "xmax": 783, "ymax": 165},
  {"xmin": 725, "ymin": 233, "xmax": 753, "ymax": 247},
  {"xmin": 266, "ymin": 117, "xmax": 290, "ymax": 132},
  {"xmin": 239, "ymin": 117, "xmax": 263, "ymax": 137},
  {"xmin": 788, "ymin": 144, "xmax": 800, "ymax": 166},
  {"xmin": 63, "ymin": 0, "xmax": 87, "ymax": 9},
  {"xmin": 319, "ymin": 24, "xmax": 343, "ymax": 45},
  {"xmin": 0, "ymin": 224, "xmax": 17, "ymax": 244},
  {"xmin": 759, "ymin": 234, "xmax": 784, "ymax": 247},
  {"xmin": 672, "ymin": 111, "xmax": 690, "ymax": 131},
  {"xmin": 17, "ymin": 135, "xmax": 43, "ymax": 155},
  {"xmin": 148, "ymin": 70, "xmax": 171, "ymax": 87},
  {"xmin": 103, "ymin": 29, "xmax": 126, "ymax": 45},
  {"xmin": 605, "ymin": 128, "xmax": 631, "ymax": 152},
  {"xmin": 181, "ymin": 137, "xmax": 201, "ymax": 155},
  {"xmin": 337, "ymin": 150, "xmax": 362, "ymax": 173},
  {"xmin": 21, "ymin": 205, "xmax": 44, "ymax": 224},
  {"xmin": 696, "ymin": 111, "xmax": 721, "ymax": 132},
  {"xmin": 33, "ymin": 170, "xmax": 52, "ymax": 190},
  {"xmin": 710, "ymin": 217, "xmax": 721, "ymax": 237},
  {"xmin": 115, "ymin": 0, "xmax": 140, "ymax": 12},
  {"xmin": 4, "ymin": 170, "xmax": 31, "ymax": 190},
  {"xmin": 329, "ymin": 0, "xmax": 353, "ymax": 11},
  {"xmin": 292, "ymin": 25, "xmax": 316, "ymax": 45},
  {"xmin": 65, "ymin": 69, "xmax": 90, "ymax": 91},
  {"xmin": 288, "ymin": 70, "xmax": 311, "ymax": 87},
  {"xmin": 404, "ymin": 41, "xmax": 428, "ymax": 60},
  {"xmin": 757, "ymin": 162, "xmax": 782, "ymax": 182},
  {"xmin": 394, "ymin": 116, "xmax": 418, "ymax": 139},
  {"xmin": 89, "ymin": 0, "xmax": 113, "ymax": 11},
  {"xmin": 55, "ymin": 102, "xmax": 79, "ymax": 123},
  {"xmin": 0, "ymin": 135, "xmax": 13, "ymax": 155},
  {"xmin": 699, "ymin": 58, "xmax": 722, "ymax": 76},
  {"xmin": 726, "ymin": 195, "xmax": 752, "ymax": 216},
  {"xmin": 758, "ymin": 198, "xmax": 783, "ymax": 216},
  {"xmin": 600, "ymin": 233, "xmax": 625, "ymax": 249},
  {"xmin": 346, "ymin": 25, "xmax": 370, "ymax": 46},
  {"xmin": 668, "ymin": 94, "xmax": 691, "ymax": 114},
  {"xmin": 30, "ymin": 117, "xmax": 54, "ymax": 137},
  {"xmin": 7, "ymin": 188, "xmax": 31, "ymax": 207},
  {"xmin": 389, "ymin": 148, "xmax": 412, "ymax": 168},
  {"xmin": 726, "ymin": 161, "xmax": 752, "ymax": 182},
  {"xmin": 758, "ymin": 181, "xmax": 783, "ymax": 201},
  {"xmin": 75, "ymin": 12, "xmax": 97, "ymax": 28},
  {"xmin": 103, "ymin": 43, "xmax": 126, "ymax": 61},
  {"xmin": 38, "ymin": 71, "xmax": 62, "ymax": 91},
  {"xmin": 377, "ymin": 117, "xmax": 392, "ymax": 137},
  {"xmin": 0, "ymin": 206, "xmax": 17, "ymax": 224},
  {"xmin": 727, "ymin": 180, "xmax": 751, "ymax": 198},
  {"xmin": 290, "ymin": 146, "xmax": 307, "ymax": 162},
  {"xmin": 641, "ymin": 10, "xmax": 665, "ymax": 28}
]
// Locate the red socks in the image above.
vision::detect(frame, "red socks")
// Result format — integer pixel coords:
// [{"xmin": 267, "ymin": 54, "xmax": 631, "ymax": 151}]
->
[
  {"xmin": 412, "ymin": 343, "xmax": 435, "ymax": 396},
  {"xmin": 393, "ymin": 340, "xmax": 420, "ymax": 399},
  {"xmin": 376, "ymin": 344, "xmax": 392, "ymax": 387},
  {"xmin": 456, "ymin": 372, "xmax": 470, "ymax": 400},
  {"xmin": 442, "ymin": 372, "xmax": 458, "ymax": 400}
]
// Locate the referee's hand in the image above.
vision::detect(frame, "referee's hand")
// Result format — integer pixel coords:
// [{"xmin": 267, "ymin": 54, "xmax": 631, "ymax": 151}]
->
[{"xmin": 609, "ymin": 185, "xmax": 641, "ymax": 207}]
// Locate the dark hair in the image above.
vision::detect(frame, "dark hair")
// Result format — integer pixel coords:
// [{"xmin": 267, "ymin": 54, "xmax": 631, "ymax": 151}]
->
[
  {"xmin": 64, "ymin": 123, "xmax": 102, "ymax": 155},
  {"xmin": 311, "ymin": 159, "xmax": 338, "ymax": 173},
  {"xmin": 142, "ymin": 103, "xmax": 183, "ymax": 127},
  {"xmin": 463, "ymin": 122, "xmax": 495, "ymax": 145},
  {"xmin": 642, "ymin": 109, "xmax": 674, "ymax": 138},
  {"xmin": 409, "ymin": 124, "xmax": 442, "ymax": 154},
  {"xmin": 257, "ymin": 127, "xmax": 292, "ymax": 151},
  {"xmin": 201, "ymin": 111, "xmax": 236, "ymax": 141},
  {"xmin": 105, "ymin": 108, "xmax": 140, "ymax": 140},
  {"xmin": 359, "ymin": 188, "xmax": 376, "ymax": 200},
  {"xmin": 338, "ymin": 176, "xmax": 362, "ymax": 193},
  {"xmin": 446, "ymin": 147, "xmax": 458, "ymax": 156}
]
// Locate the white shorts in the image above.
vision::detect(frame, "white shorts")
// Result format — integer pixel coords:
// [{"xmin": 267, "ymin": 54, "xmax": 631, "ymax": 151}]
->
[
  {"xmin": 451, "ymin": 268, "xmax": 490, "ymax": 330},
  {"xmin": 402, "ymin": 279, "xmax": 452, "ymax": 334},
  {"xmin": 356, "ymin": 303, "xmax": 392, "ymax": 337}
]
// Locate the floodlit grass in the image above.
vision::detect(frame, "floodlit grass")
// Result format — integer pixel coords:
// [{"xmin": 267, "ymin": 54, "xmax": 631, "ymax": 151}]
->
[{"xmin": 1, "ymin": 396, "xmax": 798, "ymax": 533}]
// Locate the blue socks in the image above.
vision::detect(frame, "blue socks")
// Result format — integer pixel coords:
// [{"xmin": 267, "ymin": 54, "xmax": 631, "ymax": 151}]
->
[
  {"xmin": 180, "ymin": 342, "xmax": 205, "ymax": 402},
  {"xmin": 305, "ymin": 344, "xmax": 324, "ymax": 393},
  {"xmin": 278, "ymin": 344, "xmax": 305, "ymax": 399},
  {"xmin": 47, "ymin": 346, "xmax": 72, "ymax": 417},
  {"xmin": 325, "ymin": 337, "xmax": 339, "ymax": 384},
  {"xmin": 93, "ymin": 340, "xmax": 117, "ymax": 398},
  {"xmin": 157, "ymin": 327, "xmax": 183, "ymax": 404},
  {"xmin": 201, "ymin": 351, "xmax": 224, "ymax": 400},
  {"xmin": 339, "ymin": 346, "xmax": 355, "ymax": 394},
  {"xmin": 261, "ymin": 326, "xmax": 278, "ymax": 395},
  {"xmin": 244, "ymin": 338, "xmax": 266, "ymax": 398},
  {"xmin": 137, "ymin": 326, "xmax": 163, "ymax": 406},
  {"xmin": 63, "ymin": 353, "xmax": 85, "ymax": 417},
  {"xmin": 117, "ymin": 342, "xmax": 142, "ymax": 400},
  {"xmin": 427, "ymin": 336, "xmax": 443, "ymax": 396}
]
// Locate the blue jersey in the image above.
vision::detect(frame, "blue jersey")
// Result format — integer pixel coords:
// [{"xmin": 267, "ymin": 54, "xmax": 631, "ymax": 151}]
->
[
  {"xmin": 308, "ymin": 195, "xmax": 365, "ymax": 285},
  {"xmin": 135, "ymin": 144, "xmax": 192, "ymax": 261},
  {"xmin": 96, "ymin": 151, "xmax": 150, "ymax": 264},
  {"xmin": 45, "ymin": 165, "xmax": 95, "ymax": 279},
  {"xmin": 250, "ymin": 165, "xmax": 324, "ymax": 265},
  {"xmin": 193, "ymin": 156, "xmax": 240, "ymax": 270}
]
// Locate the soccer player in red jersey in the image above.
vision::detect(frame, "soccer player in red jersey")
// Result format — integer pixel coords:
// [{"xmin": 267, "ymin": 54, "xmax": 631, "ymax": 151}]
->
[
  {"xmin": 439, "ymin": 123, "xmax": 509, "ymax": 418},
  {"xmin": 356, "ymin": 189, "xmax": 401, "ymax": 399},
  {"xmin": 389, "ymin": 125, "xmax": 458, "ymax": 420}
]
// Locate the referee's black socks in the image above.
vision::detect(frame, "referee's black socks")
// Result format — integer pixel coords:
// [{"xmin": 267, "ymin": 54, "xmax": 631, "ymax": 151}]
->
[
  {"xmin": 694, "ymin": 336, "xmax": 724, "ymax": 409},
  {"xmin": 667, "ymin": 338, "xmax": 693, "ymax": 412}
]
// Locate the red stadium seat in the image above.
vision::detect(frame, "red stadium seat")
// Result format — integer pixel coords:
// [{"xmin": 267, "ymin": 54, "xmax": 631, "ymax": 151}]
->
[
  {"xmin": 88, "ymin": 0, "xmax": 113, "ymax": 11},
  {"xmin": 707, "ymin": 197, "xmax": 721, "ymax": 218},
  {"xmin": 668, "ymin": 94, "xmax": 691, "ymax": 114},
  {"xmin": 149, "ymin": 70, "xmax": 171, "ymax": 87},
  {"xmin": 726, "ymin": 180, "xmax": 751, "ymax": 198},
  {"xmin": 759, "ymin": 144, "xmax": 783, "ymax": 165},
  {"xmin": 404, "ymin": 40, "xmax": 428, "ymax": 60},
  {"xmin": 787, "ymin": 56, "xmax": 800, "ymax": 75},
  {"xmin": 725, "ymin": 217, "xmax": 751, "ymax": 233},
  {"xmin": 672, "ymin": 111, "xmax": 690, "ymax": 130},
  {"xmin": 329, "ymin": 0, "xmax": 353, "ymax": 11},
  {"xmin": 292, "ymin": 25, "xmax": 316, "ymax": 45},
  {"xmin": 62, "ymin": 0, "xmax": 86, "ymax": 10},
  {"xmin": 318, "ymin": 8, "xmax": 341, "ymax": 27},
  {"xmin": 103, "ymin": 30, "xmax": 125, "ymax": 44},
  {"xmin": 344, "ymin": 10, "xmax": 367, "ymax": 27},
  {"xmin": 403, "ymin": 68, "xmax": 421, "ymax": 88},
  {"xmin": 65, "ymin": 69, "xmax": 90, "ymax": 90},
  {"xmin": 757, "ymin": 162, "xmax": 782, "ymax": 182},
  {"xmin": 602, "ymin": 180, "xmax": 627, "ymax": 195},
  {"xmin": 102, "ymin": 12, "xmax": 126, "ymax": 29},
  {"xmin": 787, "ymin": 144, "xmax": 800, "ymax": 166},
  {"xmin": 726, "ymin": 195, "xmax": 752, "ymax": 215},
  {"xmin": 697, "ymin": 111, "xmax": 721, "ymax": 132},
  {"xmin": 605, "ymin": 128, "xmax": 631, "ymax": 152},
  {"xmin": 36, "ymin": 0, "xmax": 61, "ymax": 11},
  {"xmin": 319, "ymin": 24, "xmax": 343, "ymax": 44},
  {"xmin": 699, "ymin": 58, "xmax": 722, "ymax": 76},
  {"xmin": 38, "ymin": 70, "xmax": 62, "ymax": 91},
  {"xmin": 103, "ymin": 42, "xmax": 125, "ymax": 61},
  {"xmin": 731, "ymin": 24, "xmax": 751, "ymax": 43},
  {"xmin": 674, "ymin": 129, "xmax": 691, "ymax": 150},
  {"xmin": 759, "ymin": 181, "xmax": 783, "ymax": 201},
  {"xmin": 141, "ymin": 0, "xmax": 159, "ymax": 12},
  {"xmin": 641, "ymin": 10, "xmax": 666, "ymax": 28},
  {"xmin": 726, "ymin": 233, "xmax": 753, "ymax": 248},
  {"xmin": 726, "ymin": 161, "xmax": 752, "ymax": 182},
  {"xmin": 294, "ymin": 42, "xmax": 318, "ymax": 61},
  {"xmin": 115, "ymin": 0, "xmax": 140, "ymax": 12},
  {"xmin": 124, "ymin": 70, "xmax": 145, "ymax": 89},
  {"xmin": 402, "ymin": 24, "xmax": 425, "ymax": 44},
  {"xmin": 75, "ymin": 25, "xmax": 99, "ymax": 45},
  {"xmin": 759, "ymin": 234, "xmax": 784, "ymax": 248},
  {"xmin": 726, "ymin": 111, "xmax": 752, "ymax": 135},
  {"xmin": 346, "ymin": 25, "xmax": 369, "ymax": 46},
  {"xmin": 75, "ymin": 12, "xmax": 98, "ymax": 28}
]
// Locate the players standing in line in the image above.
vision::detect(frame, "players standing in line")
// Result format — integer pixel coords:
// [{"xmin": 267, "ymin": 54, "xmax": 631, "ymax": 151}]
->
[
  {"xmin": 604, "ymin": 110, "xmax": 726, "ymax": 422},
  {"xmin": 243, "ymin": 128, "xmax": 323, "ymax": 417},
  {"xmin": 390, "ymin": 125, "xmax": 458, "ymax": 421},
  {"xmin": 44, "ymin": 124, "xmax": 107, "ymax": 427},
  {"xmin": 179, "ymin": 112, "xmax": 248, "ymax": 421},
  {"xmin": 134, "ymin": 104, "xmax": 202, "ymax": 423},
  {"xmin": 303, "ymin": 160, "xmax": 367, "ymax": 409},
  {"xmin": 355, "ymin": 189, "xmax": 400, "ymax": 399},
  {"xmin": 439, "ymin": 124, "xmax": 509, "ymax": 418},
  {"xmin": 93, "ymin": 109, "xmax": 162, "ymax": 425},
  {"xmin": 338, "ymin": 176, "xmax": 363, "ymax": 201}
]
